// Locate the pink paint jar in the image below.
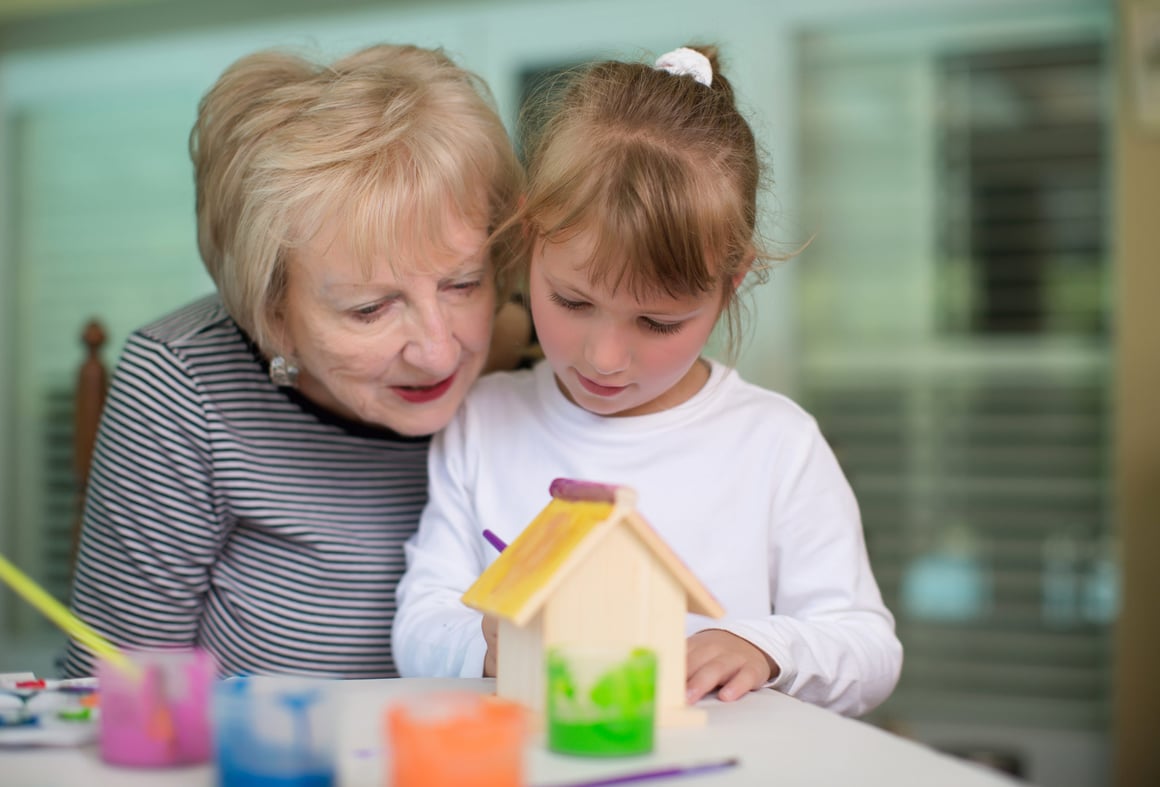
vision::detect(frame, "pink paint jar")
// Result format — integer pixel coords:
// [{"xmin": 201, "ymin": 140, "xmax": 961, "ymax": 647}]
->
[{"xmin": 97, "ymin": 647, "xmax": 215, "ymax": 767}]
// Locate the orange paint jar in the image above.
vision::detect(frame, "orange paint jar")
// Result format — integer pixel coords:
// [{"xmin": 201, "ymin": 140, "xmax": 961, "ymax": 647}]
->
[{"xmin": 385, "ymin": 693, "xmax": 526, "ymax": 787}]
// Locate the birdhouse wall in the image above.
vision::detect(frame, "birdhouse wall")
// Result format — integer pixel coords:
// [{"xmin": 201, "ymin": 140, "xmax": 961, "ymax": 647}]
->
[
  {"xmin": 540, "ymin": 525, "xmax": 690, "ymax": 717},
  {"xmin": 495, "ymin": 615, "xmax": 544, "ymax": 711}
]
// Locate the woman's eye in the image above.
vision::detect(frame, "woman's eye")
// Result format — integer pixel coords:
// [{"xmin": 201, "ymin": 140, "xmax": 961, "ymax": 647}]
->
[
  {"xmin": 642, "ymin": 317, "xmax": 683, "ymax": 336},
  {"xmin": 448, "ymin": 279, "xmax": 483, "ymax": 295},
  {"xmin": 549, "ymin": 292, "xmax": 588, "ymax": 311},
  {"xmin": 351, "ymin": 301, "xmax": 389, "ymax": 322}
]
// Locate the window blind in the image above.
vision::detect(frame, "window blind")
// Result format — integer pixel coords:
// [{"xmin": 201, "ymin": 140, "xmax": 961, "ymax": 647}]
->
[
  {"xmin": 797, "ymin": 32, "xmax": 1113, "ymax": 734},
  {"xmin": 806, "ymin": 369, "xmax": 1113, "ymax": 730}
]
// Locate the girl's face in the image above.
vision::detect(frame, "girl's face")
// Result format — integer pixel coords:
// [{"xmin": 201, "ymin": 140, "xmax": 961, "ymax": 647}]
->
[
  {"xmin": 529, "ymin": 229, "xmax": 725, "ymax": 418},
  {"xmin": 278, "ymin": 212, "xmax": 495, "ymax": 436}
]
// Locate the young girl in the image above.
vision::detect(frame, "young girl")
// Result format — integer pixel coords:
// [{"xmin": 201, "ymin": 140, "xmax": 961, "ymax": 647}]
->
[{"xmin": 393, "ymin": 45, "xmax": 902, "ymax": 716}]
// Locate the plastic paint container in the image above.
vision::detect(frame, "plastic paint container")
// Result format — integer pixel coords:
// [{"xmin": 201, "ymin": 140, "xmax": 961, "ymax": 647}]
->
[
  {"xmin": 385, "ymin": 692, "xmax": 525, "ymax": 787},
  {"xmin": 212, "ymin": 676, "xmax": 338, "ymax": 787},
  {"xmin": 98, "ymin": 647, "xmax": 215, "ymax": 767},
  {"xmin": 546, "ymin": 646, "xmax": 656, "ymax": 757}
]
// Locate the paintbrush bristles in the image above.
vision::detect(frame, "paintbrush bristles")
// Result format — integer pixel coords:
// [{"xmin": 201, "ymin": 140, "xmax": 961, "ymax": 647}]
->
[{"xmin": 548, "ymin": 478, "xmax": 637, "ymax": 508}]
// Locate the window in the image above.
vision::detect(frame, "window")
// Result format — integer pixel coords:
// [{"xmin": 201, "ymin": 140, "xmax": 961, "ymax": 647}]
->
[
  {"xmin": 938, "ymin": 44, "xmax": 1108, "ymax": 337},
  {"xmin": 796, "ymin": 15, "xmax": 1114, "ymax": 763}
]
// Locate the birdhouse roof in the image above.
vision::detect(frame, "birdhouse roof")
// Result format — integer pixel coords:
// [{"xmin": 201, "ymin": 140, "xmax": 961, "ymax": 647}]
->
[{"xmin": 461, "ymin": 479, "xmax": 724, "ymax": 625}]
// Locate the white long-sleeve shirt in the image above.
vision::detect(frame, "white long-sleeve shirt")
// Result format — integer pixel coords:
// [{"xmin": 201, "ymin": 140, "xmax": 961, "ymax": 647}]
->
[{"xmin": 393, "ymin": 359, "xmax": 902, "ymax": 716}]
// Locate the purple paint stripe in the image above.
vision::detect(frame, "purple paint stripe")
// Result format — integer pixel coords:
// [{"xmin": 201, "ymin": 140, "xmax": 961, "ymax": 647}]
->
[
  {"xmin": 548, "ymin": 478, "xmax": 619, "ymax": 503},
  {"xmin": 544, "ymin": 757, "xmax": 739, "ymax": 787}
]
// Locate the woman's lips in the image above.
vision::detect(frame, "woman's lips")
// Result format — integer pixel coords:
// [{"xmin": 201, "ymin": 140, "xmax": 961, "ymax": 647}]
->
[
  {"xmin": 577, "ymin": 372, "xmax": 627, "ymax": 397},
  {"xmin": 393, "ymin": 373, "xmax": 455, "ymax": 404}
]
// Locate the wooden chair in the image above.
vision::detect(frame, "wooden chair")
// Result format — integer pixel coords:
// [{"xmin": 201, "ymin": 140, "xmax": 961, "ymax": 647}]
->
[
  {"xmin": 484, "ymin": 297, "xmax": 542, "ymax": 374},
  {"xmin": 69, "ymin": 319, "xmax": 109, "ymax": 576}
]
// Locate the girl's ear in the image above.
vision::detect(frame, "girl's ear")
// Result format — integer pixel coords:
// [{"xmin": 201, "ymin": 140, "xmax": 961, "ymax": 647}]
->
[
  {"xmin": 518, "ymin": 195, "xmax": 533, "ymax": 238},
  {"xmin": 732, "ymin": 253, "xmax": 756, "ymax": 290}
]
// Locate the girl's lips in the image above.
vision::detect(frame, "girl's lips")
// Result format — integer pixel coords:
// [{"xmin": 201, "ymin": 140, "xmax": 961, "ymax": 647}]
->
[
  {"xmin": 392, "ymin": 373, "xmax": 455, "ymax": 404},
  {"xmin": 577, "ymin": 372, "xmax": 627, "ymax": 398}
]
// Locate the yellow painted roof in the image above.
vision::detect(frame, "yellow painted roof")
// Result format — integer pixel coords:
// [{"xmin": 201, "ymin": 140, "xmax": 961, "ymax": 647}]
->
[
  {"xmin": 461, "ymin": 497, "xmax": 613, "ymax": 624},
  {"xmin": 462, "ymin": 493, "xmax": 724, "ymax": 624}
]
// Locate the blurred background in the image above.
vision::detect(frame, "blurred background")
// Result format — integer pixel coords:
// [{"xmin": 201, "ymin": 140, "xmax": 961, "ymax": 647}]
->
[{"xmin": 0, "ymin": 0, "xmax": 1155, "ymax": 785}]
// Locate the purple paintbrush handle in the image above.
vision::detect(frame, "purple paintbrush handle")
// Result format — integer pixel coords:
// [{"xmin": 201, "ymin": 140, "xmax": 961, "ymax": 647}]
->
[
  {"xmin": 553, "ymin": 757, "xmax": 740, "ymax": 787},
  {"xmin": 482, "ymin": 529, "xmax": 508, "ymax": 553}
]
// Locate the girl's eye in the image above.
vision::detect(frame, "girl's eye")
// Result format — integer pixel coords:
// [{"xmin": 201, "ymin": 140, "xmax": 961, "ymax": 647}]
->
[
  {"xmin": 641, "ymin": 317, "xmax": 684, "ymax": 336},
  {"xmin": 549, "ymin": 291, "xmax": 588, "ymax": 311}
]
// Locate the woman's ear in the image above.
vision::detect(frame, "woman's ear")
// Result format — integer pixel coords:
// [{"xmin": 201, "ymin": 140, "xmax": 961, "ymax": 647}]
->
[{"xmin": 266, "ymin": 300, "xmax": 294, "ymax": 360}]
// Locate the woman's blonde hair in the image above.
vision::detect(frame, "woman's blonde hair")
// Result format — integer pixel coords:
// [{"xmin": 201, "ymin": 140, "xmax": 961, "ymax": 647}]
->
[
  {"xmin": 191, "ymin": 43, "xmax": 523, "ymax": 355},
  {"xmin": 502, "ymin": 44, "xmax": 773, "ymax": 358}
]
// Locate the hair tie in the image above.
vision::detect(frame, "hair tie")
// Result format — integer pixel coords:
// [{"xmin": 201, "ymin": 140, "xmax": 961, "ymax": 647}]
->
[{"xmin": 654, "ymin": 47, "xmax": 713, "ymax": 87}]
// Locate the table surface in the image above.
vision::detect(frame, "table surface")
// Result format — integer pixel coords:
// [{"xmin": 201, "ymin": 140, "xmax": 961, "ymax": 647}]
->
[{"xmin": 2, "ymin": 678, "xmax": 1022, "ymax": 787}]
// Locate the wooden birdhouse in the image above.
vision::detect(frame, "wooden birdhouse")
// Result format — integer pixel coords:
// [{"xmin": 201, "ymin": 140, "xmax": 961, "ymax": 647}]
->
[{"xmin": 461, "ymin": 478, "xmax": 724, "ymax": 727}]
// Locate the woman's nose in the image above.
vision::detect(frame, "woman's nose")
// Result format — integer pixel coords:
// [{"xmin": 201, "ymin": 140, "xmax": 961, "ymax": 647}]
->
[{"xmin": 401, "ymin": 302, "xmax": 458, "ymax": 374}]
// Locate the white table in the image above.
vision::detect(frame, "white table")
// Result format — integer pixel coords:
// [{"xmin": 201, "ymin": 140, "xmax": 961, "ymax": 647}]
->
[{"xmin": 2, "ymin": 678, "xmax": 1021, "ymax": 786}]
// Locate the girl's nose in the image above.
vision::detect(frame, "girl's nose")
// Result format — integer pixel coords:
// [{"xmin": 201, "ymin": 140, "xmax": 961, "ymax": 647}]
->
[{"xmin": 584, "ymin": 321, "xmax": 630, "ymax": 377}]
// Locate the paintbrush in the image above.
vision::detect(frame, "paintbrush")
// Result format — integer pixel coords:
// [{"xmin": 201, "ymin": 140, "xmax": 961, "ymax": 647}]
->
[
  {"xmin": 483, "ymin": 529, "xmax": 508, "ymax": 553},
  {"xmin": 544, "ymin": 757, "xmax": 740, "ymax": 787},
  {"xmin": 0, "ymin": 551, "xmax": 139, "ymax": 677},
  {"xmin": 0, "ymin": 677, "xmax": 99, "ymax": 691}
]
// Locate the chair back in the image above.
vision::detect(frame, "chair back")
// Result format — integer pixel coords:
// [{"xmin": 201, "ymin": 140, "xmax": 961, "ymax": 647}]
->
[{"xmin": 70, "ymin": 319, "xmax": 108, "ymax": 572}]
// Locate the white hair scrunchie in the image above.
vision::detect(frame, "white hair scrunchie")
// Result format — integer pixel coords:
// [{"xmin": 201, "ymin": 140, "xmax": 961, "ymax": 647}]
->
[{"xmin": 654, "ymin": 47, "xmax": 713, "ymax": 87}]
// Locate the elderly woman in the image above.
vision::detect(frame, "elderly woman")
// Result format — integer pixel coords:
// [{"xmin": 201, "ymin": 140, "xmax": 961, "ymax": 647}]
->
[{"xmin": 64, "ymin": 43, "xmax": 524, "ymax": 678}]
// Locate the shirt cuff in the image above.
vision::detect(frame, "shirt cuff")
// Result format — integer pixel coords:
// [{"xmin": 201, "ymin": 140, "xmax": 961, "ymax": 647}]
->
[
  {"xmin": 457, "ymin": 632, "xmax": 489, "ymax": 678},
  {"xmin": 696, "ymin": 621, "xmax": 795, "ymax": 691}
]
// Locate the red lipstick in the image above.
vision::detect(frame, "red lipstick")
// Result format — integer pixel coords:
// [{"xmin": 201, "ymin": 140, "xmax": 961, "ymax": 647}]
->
[{"xmin": 393, "ymin": 373, "xmax": 455, "ymax": 404}]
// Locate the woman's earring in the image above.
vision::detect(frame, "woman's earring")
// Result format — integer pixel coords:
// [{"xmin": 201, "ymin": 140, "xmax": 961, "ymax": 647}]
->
[{"xmin": 269, "ymin": 356, "xmax": 299, "ymax": 387}]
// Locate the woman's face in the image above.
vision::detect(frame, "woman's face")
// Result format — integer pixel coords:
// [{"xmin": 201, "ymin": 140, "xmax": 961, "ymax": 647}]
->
[{"xmin": 278, "ymin": 212, "xmax": 495, "ymax": 436}]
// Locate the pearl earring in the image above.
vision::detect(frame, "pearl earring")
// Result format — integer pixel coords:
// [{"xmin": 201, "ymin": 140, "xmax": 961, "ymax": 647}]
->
[{"xmin": 269, "ymin": 356, "xmax": 299, "ymax": 387}]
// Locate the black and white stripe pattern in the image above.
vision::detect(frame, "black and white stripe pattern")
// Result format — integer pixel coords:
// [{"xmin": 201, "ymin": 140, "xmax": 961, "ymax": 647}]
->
[{"xmin": 64, "ymin": 295, "xmax": 430, "ymax": 678}]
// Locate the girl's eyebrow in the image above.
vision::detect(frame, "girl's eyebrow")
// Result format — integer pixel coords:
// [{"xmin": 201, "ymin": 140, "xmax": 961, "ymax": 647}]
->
[
  {"xmin": 640, "ymin": 304, "xmax": 704, "ymax": 321},
  {"xmin": 542, "ymin": 268, "xmax": 591, "ymax": 296},
  {"xmin": 548, "ymin": 273, "xmax": 707, "ymax": 320}
]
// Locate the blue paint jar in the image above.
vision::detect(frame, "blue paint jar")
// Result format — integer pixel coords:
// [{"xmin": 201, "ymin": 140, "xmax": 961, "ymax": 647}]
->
[{"xmin": 212, "ymin": 676, "xmax": 337, "ymax": 787}]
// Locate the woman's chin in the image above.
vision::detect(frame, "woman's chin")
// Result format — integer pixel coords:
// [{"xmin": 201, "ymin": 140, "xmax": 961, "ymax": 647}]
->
[{"xmin": 365, "ymin": 398, "xmax": 454, "ymax": 436}]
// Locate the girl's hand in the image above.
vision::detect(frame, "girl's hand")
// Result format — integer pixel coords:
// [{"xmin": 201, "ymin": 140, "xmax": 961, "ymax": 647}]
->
[
  {"xmin": 482, "ymin": 614, "xmax": 499, "ymax": 677},
  {"xmin": 685, "ymin": 629, "xmax": 779, "ymax": 703}
]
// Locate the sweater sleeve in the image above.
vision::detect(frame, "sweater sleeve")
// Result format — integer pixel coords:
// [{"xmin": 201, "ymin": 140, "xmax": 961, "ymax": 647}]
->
[
  {"xmin": 63, "ymin": 332, "xmax": 225, "ymax": 677},
  {"xmin": 392, "ymin": 406, "xmax": 490, "ymax": 678},
  {"xmin": 699, "ymin": 420, "xmax": 903, "ymax": 717}
]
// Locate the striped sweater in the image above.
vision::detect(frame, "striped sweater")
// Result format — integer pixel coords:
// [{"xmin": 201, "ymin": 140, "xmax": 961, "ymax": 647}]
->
[{"xmin": 64, "ymin": 295, "xmax": 430, "ymax": 678}]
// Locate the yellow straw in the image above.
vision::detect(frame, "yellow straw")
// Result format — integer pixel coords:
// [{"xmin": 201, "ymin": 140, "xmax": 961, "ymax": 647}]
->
[{"xmin": 0, "ymin": 552, "xmax": 139, "ymax": 677}]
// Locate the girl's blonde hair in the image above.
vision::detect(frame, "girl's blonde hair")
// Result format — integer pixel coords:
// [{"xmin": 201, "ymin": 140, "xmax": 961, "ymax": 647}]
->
[
  {"xmin": 503, "ymin": 44, "xmax": 772, "ymax": 357},
  {"xmin": 191, "ymin": 43, "xmax": 523, "ymax": 355}
]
